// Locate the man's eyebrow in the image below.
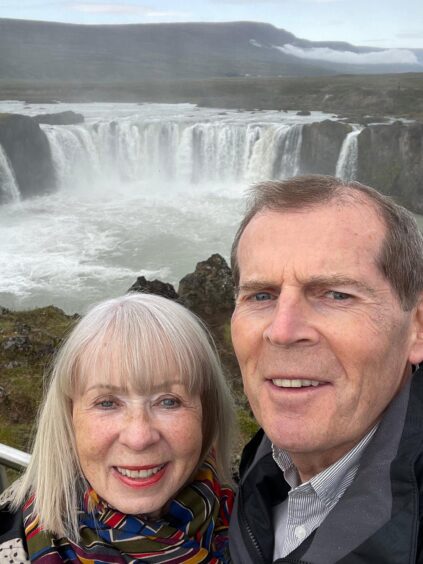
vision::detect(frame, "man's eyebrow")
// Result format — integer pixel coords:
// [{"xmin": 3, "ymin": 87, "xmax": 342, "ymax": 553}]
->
[
  {"xmin": 236, "ymin": 276, "xmax": 376, "ymax": 295},
  {"xmin": 236, "ymin": 280, "xmax": 279, "ymax": 294},
  {"xmin": 305, "ymin": 275, "xmax": 376, "ymax": 295}
]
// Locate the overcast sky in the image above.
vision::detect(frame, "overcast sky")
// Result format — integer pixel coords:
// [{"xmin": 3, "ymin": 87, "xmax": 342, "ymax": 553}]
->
[{"xmin": 0, "ymin": 0, "xmax": 422, "ymax": 49}]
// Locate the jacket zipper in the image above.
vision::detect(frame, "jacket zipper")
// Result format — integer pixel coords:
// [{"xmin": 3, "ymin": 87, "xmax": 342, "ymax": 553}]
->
[{"xmin": 238, "ymin": 493, "xmax": 266, "ymax": 564}]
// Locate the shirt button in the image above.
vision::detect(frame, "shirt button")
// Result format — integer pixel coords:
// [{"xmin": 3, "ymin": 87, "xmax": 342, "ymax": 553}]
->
[{"xmin": 295, "ymin": 525, "xmax": 307, "ymax": 540}]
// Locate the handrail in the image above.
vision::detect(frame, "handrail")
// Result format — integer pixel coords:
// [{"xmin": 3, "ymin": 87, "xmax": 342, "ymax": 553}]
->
[{"xmin": 0, "ymin": 443, "xmax": 30, "ymax": 493}]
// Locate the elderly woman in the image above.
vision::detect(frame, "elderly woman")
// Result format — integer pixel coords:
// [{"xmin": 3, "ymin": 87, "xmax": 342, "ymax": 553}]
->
[{"xmin": 0, "ymin": 293, "xmax": 235, "ymax": 563}]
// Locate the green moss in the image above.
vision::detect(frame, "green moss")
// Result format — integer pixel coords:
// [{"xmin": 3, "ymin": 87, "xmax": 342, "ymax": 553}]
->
[{"xmin": 237, "ymin": 407, "xmax": 260, "ymax": 443}]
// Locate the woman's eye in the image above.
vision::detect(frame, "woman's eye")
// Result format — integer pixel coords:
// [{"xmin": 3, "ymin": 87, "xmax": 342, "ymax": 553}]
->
[
  {"xmin": 159, "ymin": 397, "xmax": 180, "ymax": 409},
  {"xmin": 95, "ymin": 399, "xmax": 117, "ymax": 409}
]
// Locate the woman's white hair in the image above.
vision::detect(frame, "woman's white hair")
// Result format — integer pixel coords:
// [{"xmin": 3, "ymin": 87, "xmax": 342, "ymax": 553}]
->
[{"xmin": 6, "ymin": 293, "xmax": 235, "ymax": 540}]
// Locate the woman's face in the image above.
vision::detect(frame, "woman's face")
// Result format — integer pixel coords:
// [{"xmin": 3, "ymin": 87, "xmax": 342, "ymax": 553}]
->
[{"xmin": 72, "ymin": 370, "xmax": 203, "ymax": 517}]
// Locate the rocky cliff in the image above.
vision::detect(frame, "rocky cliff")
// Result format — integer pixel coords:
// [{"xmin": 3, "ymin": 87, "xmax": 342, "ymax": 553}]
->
[
  {"xmin": 0, "ymin": 113, "xmax": 56, "ymax": 202},
  {"xmin": 300, "ymin": 120, "xmax": 352, "ymax": 175},
  {"xmin": 355, "ymin": 121, "xmax": 423, "ymax": 214}
]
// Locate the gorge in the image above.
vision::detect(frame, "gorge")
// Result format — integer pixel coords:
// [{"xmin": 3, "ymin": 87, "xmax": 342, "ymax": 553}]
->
[{"xmin": 0, "ymin": 102, "xmax": 422, "ymax": 314}]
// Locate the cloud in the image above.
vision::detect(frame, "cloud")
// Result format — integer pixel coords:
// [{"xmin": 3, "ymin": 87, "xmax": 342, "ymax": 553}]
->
[
  {"xmin": 68, "ymin": 2, "xmax": 187, "ymax": 17},
  {"xmin": 69, "ymin": 2, "xmax": 149, "ymax": 13},
  {"xmin": 275, "ymin": 44, "xmax": 420, "ymax": 65}
]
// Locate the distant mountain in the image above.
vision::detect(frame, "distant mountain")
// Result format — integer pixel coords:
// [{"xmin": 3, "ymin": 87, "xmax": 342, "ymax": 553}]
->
[{"xmin": 0, "ymin": 19, "xmax": 421, "ymax": 82}]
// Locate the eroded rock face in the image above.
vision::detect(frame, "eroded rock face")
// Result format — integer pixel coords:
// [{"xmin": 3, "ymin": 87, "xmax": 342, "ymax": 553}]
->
[
  {"xmin": 32, "ymin": 111, "xmax": 84, "ymax": 125},
  {"xmin": 356, "ymin": 121, "xmax": 423, "ymax": 214},
  {"xmin": 300, "ymin": 120, "xmax": 352, "ymax": 175},
  {"xmin": 178, "ymin": 253, "xmax": 234, "ymax": 320},
  {"xmin": 0, "ymin": 113, "xmax": 56, "ymax": 200}
]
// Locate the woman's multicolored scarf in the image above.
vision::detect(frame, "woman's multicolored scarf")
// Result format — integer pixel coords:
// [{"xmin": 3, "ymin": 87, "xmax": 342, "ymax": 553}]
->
[{"xmin": 23, "ymin": 456, "xmax": 234, "ymax": 563}]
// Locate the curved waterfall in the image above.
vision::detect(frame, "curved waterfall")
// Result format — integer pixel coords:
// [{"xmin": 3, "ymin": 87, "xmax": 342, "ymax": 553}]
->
[
  {"xmin": 0, "ymin": 146, "xmax": 20, "ymax": 203},
  {"xmin": 0, "ymin": 105, "xmax": 361, "ymax": 199},
  {"xmin": 41, "ymin": 119, "xmax": 308, "ymax": 191},
  {"xmin": 335, "ymin": 129, "xmax": 360, "ymax": 180}
]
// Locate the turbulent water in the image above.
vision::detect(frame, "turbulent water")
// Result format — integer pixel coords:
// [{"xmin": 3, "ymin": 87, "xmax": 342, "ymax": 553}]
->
[{"xmin": 0, "ymin": 102, "xmax": 421, "ymax": 314}]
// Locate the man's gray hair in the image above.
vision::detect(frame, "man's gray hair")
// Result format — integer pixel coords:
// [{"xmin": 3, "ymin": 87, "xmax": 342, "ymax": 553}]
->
[
  {"xmin": 231, "ymin": 175, "xmax": 423, "ymax": 311},
  {"xmin": 6, "ymin": 293, "xmax": 235, "ymax": 540}
]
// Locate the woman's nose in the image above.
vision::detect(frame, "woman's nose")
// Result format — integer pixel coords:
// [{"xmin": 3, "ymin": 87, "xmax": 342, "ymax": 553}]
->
[{"xmin": 119, "ymin": 408, "xmax": 161, "ymax": 450}]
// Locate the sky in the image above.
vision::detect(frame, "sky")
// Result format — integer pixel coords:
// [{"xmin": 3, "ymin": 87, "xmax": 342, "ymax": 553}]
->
[{"xmin": 0, "ymin": 0, "xmax": 422, "ymax": 49}]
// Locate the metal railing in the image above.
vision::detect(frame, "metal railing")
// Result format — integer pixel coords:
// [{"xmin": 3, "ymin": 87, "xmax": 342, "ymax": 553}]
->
[{"xmin": 0, "ymin": 442, "xmax": 30, "ymax": 493}]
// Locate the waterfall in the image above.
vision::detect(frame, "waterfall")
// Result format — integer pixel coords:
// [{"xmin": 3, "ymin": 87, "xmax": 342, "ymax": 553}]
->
[
  {"xmin": 335, "ymin": 129, "xmax": 360, "ymax": 180},
  {"xmin": 0, "ymin": 145, "xmax": 20, "ymax": 203},
  {"xmin": 41, "ymin": 117, "xmax": 309, "ymax": 191}
]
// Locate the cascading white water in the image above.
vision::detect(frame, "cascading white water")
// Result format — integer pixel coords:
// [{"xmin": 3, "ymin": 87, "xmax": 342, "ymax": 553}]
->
[
  {"xmin": 335, "ymin": 128, "xmax": 361, "ymax": 180},
  {"xmin": 41, "ymin": 114, "xmax": 312, "ymax": 191},
  {"xmin": 0, "ymin": 145, "xmax": 20, "ymax": 203}
]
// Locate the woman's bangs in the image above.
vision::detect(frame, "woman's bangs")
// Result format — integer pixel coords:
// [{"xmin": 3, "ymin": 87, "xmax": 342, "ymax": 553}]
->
[{"xmin": 70, "ymin": 316, "xmax": 203, "ymax": 397}]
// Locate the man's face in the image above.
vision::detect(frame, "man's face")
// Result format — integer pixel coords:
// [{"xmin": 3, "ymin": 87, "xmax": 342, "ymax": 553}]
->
[{"xmin": 231, "ymin": 200, "xmax": 420, "ymax": 470}]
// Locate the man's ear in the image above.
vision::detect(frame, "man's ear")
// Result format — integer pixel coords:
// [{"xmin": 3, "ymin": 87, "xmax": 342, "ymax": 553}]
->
[{"xmin": 408, "ymin": 293, "xmax": 423, "ymax": 365}]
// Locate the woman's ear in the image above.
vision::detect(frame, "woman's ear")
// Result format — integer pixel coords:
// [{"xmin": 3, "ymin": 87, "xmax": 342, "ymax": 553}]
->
[{"xmin": 408, "ymin": 293, "xmax": 423, "ymax": 366}]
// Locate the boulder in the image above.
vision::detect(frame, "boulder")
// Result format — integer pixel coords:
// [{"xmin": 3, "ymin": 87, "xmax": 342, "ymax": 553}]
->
[
  {"xmin": 127, "ymin": 276, "xmax": 178, "ymax": 300},
  {"xmin": 32, "ymin": 110, "xmax": 84, "ymax": 125},
  {"xmin": 0, "ymin": 113, "xmax": 56, "ymax": 200},
  {"xmin": 178, "ymin": 253, "xmax": 234, "ymax": 320}
]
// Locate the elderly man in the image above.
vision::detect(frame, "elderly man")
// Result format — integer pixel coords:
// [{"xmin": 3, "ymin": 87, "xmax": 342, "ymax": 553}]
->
[{"xmin": 229, "ymin": 175, "xmax": 423, "ymax": 563}]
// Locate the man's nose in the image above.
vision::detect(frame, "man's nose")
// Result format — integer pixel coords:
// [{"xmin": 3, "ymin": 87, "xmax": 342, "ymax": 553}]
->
[
  {"xmin": 120, "ymin": 408, "xmax": 161, "ymax": 450},
  {"xmin": 263, "ymin": 293, "xmax": 319, "ymax": 346}
]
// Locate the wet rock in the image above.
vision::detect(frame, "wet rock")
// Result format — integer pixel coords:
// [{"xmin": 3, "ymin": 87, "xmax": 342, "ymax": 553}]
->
[
  {"xmin": 356, "ymin": 121, "xmax": 423, "ymax": 214},
  {"xmin": 296, "ymin": 110, "xmax": 311, "ymax": 116},
  {"xmin": 300, "ymin": 120, "xmax": 352, "ymax": 175},
  {"xmin": 128, "ymin": 276, "xmax": 178, "ymax": 300},
  {"xmin": 32, "ymin": 111, "xmax": 84, "ymax": 125},
  {"xmin": 0, "ymin": 113, "xmax": 56, "ymax": 201}
]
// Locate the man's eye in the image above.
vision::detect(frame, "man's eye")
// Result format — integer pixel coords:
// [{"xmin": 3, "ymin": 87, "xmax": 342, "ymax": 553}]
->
[
  {"xmin": 327, "ymin": 290, "xmax": 351, "ymax": 301},
  {"xmin": 252, "ymin": 292, "xmax": 273, "ymax": 301}
]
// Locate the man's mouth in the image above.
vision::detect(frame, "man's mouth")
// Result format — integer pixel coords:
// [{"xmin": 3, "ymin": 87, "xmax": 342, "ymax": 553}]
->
[
  {"xmin": 115, "ymin": 464, "xmax": 166, "ymax": 479},
  {"xmin": 272, "ymin": 378, "xmax": 322, "ymax": 388}
]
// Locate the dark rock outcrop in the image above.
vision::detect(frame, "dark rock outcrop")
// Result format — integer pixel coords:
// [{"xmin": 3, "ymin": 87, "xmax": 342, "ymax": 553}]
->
[
  {"xmin": 33, "ymin": 110, "xmax": 84, "ymax": 125},
  {"xmin": 300, "ymin": 120, "xmax": 352, "ymax": 175},
  {"xmin": 127, "ymin": 276, "xmax": 178, "ymax": 300},
  {"xmin": 0, "ymin": 113, "xmax": 56, "ymax": 200},
  {"xmin": 356, "ymin": 121, "xmax": 423, "ymax": 214},
  {"xmin": 178, "ymin": 253, "xmax": 234, "ymax": 320}
]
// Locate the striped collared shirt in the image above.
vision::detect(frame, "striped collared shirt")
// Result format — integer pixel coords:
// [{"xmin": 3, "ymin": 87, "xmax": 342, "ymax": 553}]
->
[{"xmin": 272, "ymin": 425, "xmax": 378, "ymax": 559}]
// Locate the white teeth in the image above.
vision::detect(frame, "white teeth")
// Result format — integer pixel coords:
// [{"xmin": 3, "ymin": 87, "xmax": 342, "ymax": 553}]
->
[
  {"xmin": 116, "ymin": 464, "xmax": 164, "ymax": 478},
  {"xmin": 272, "ymin": 379, "xmax": 321, "ymax": 388}
]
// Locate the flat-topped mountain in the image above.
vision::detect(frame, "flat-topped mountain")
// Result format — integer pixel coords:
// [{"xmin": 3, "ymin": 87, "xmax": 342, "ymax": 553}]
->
[{"xmin": 0, "ymin": 19, "xmax": 421, "ymax": 82}]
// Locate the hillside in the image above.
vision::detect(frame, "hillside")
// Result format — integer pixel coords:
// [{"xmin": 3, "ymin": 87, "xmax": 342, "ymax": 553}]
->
[{"xmin": 0, "ymin": 19, "xmax": 421, "ymax": 82}]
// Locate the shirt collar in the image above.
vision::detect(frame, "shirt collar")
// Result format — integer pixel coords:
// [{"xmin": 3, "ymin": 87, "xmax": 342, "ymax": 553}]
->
[{"xmin": 272, "ymin": 424, "xmax": 379, "ymax": 507}]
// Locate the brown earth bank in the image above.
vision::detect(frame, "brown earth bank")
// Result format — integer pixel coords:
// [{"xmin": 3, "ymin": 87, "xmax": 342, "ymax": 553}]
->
[
  {"xmin": 0, "ymin": 254, "xmax": 257, "ymax": 471},
  {"xmin": 1, "ymin": 73, "xmax": 423, "ymax": 119}
]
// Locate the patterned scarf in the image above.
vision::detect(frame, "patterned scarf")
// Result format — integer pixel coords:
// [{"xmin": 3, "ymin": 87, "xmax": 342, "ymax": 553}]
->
[{"xmin": 23, "ymin": 456, "xmax": 234, "ymax": 563}]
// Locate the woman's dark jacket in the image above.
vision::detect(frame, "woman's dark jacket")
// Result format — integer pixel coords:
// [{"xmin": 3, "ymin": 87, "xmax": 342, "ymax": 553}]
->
[{"xmin": 229, "ymin": 367, "xmax": 423, "ymax": 563}]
